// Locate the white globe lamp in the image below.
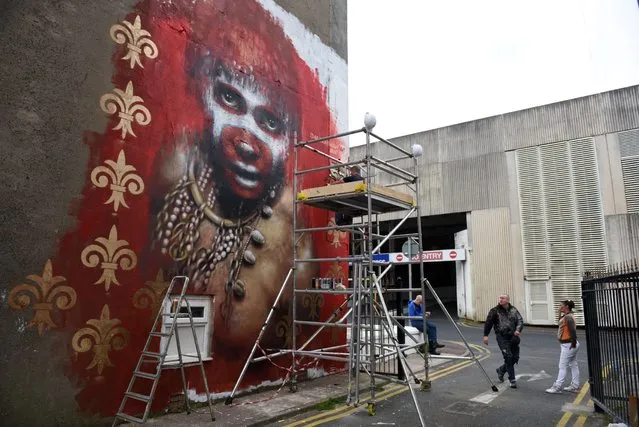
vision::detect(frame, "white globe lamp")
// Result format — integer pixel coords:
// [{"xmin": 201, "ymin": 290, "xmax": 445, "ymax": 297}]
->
[{"xmin": 364, "ymin": 112, "xmax": 376, "ymax": 131}]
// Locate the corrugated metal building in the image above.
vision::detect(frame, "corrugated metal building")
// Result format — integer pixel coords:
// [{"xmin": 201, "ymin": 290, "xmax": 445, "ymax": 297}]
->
[{"xmin": 350, "ymin": 85, "xmax": 639, "ymax": 325}]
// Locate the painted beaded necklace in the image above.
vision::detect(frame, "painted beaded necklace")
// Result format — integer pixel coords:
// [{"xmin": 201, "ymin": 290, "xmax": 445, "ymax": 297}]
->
[{"xmin": 155, "ymin": 164, "xmax": 276, "ymax": 316}]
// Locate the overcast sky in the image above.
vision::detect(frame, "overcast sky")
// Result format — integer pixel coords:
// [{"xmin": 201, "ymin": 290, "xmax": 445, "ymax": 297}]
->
[{"xmin": 347, "ymin": 0, "xmax": 639, "ymax": 146}]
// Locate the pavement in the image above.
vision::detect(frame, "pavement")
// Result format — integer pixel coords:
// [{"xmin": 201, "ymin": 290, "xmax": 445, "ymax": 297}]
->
[
  {"xmin": 119, "ymin": 340, "xmax": 471, "ymax": 427},
  {"xmin": 119, "ymin": 306, "xmax": 614, "ymax": 427},
  {"xmin": 274, "ymin": 319, "xmax": 612, "ymax": 427}
]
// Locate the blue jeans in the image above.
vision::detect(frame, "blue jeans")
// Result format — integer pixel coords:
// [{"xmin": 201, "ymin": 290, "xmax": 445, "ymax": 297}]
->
[{"xmin": 414, "ymin": 321, "xmax": 438, "ymax": 344}]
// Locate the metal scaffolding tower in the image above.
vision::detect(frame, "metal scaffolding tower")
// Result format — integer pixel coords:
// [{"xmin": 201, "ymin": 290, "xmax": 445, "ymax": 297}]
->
[{"xmin": 226, "ymin": 116, "xmax": 497, "ymax": 425}]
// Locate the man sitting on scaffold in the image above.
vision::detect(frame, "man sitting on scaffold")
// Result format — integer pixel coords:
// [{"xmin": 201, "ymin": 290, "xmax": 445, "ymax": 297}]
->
[{"xmin": 408, "ymin": 294, "xmax": 445, "ymax": 355}]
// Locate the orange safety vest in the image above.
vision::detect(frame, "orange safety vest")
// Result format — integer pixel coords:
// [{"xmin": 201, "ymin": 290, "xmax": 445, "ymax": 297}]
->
[{"xmin": 557, "ymin": 312, "xmax": 576, "ymax": 343}]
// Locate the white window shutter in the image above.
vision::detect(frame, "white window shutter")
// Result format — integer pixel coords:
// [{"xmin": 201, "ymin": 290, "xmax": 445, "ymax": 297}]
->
[
  {"xmin": 516, "ymin": 147, "xmax": 552, "ymax": 324},
  {"xmin": 516, "ymin": 147, "xmax": 550, "ymax": 279},
  {"xmin": 516, "ymin": 138, "xmax": 607, "ymax": 325},
  {"xmin": 540, "ymin": 142, "xmax": 583, "ymax": 324},
  {"xmin": 619, "ymin": 129, "xmax": 639, "ymax": 213}
]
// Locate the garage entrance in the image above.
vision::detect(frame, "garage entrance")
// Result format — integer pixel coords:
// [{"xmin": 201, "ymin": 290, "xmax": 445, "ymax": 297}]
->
[{"xmin": 377, "ymin": 213, "xmax": 468, "ymax": 317}]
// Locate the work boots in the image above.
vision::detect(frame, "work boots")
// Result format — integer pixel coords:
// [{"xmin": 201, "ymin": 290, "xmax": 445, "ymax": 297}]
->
[{"xmin": 429, "ymin": 342, "xmax": 441, "ymax": 355}]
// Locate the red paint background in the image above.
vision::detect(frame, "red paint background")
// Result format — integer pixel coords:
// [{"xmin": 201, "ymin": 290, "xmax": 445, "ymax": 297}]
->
[{"xmin": 52, "ymin": 0, "xmax": 349, "ymax": 416}]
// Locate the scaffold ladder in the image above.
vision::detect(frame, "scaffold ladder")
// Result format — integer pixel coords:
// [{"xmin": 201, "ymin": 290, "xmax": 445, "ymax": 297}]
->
[{"xmin": 225, "ymin": 122, "xmax": 499, "ymax": 427}]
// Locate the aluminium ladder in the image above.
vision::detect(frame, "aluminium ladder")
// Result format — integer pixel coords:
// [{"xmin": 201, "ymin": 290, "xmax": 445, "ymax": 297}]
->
[{"xmin": 112, "ymin": 276, "xmax": 215, "ymax": 425}]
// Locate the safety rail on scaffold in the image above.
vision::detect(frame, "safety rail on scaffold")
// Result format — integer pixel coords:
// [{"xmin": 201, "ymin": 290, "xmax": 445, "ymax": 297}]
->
[{"xmin": 225, "ymin": 114, "xmax": 497, "ymax": 426}]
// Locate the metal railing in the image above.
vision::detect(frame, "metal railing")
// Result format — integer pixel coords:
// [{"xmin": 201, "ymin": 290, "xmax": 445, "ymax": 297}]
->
[{"xmin": 582, "ymin": 262, "xmax": 639, "ymax": 425}]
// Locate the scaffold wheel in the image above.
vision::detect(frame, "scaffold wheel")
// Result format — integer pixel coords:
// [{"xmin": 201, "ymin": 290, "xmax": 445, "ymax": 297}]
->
[{"xmin": 367, "ymin": 402, "xmax": 376, "ymax": 416}]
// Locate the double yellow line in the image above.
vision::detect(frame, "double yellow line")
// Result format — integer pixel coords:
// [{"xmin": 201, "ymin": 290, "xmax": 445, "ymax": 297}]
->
[
  {"xmin": 285, "ymin": 344, "xmax": 490, "ymax": 427},
  {"xmin": 557, "ymin": 361, "xmax": 622, "ymax": 426},
  {"xmin": 555, "ymin": 382, "xmax": 592, "ymax": 427}
]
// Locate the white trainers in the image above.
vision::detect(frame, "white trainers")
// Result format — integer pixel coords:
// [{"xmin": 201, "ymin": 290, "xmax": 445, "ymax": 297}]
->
[
  {"xmin": 545, "ymin": 386, "xmax": 562, "ymax": 394},
  {"xmin": 563, "ymin": 385, "xmax": 579, "ymax": 392}
]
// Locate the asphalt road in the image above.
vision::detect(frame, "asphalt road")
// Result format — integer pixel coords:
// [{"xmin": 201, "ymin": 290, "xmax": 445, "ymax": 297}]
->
[{"xmin": 270, "ymin": 310, "xmax": 610, "ymax": 427}]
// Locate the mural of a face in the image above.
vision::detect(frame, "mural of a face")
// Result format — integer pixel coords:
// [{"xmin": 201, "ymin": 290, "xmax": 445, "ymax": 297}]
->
[
  {"xmin": 202, "ymin": 62, "xmax": 291, "ymax": 204},
  {"xmin": 4, "ymin": 0, "xmax": 348, "ymax": 417},
  {"xmin": 153, "ymin": 3, "xmax": 303, "ymax": 301},
  {"xmin": 182, "ymin": 4, "xmax": 301, "ymax": 217}
]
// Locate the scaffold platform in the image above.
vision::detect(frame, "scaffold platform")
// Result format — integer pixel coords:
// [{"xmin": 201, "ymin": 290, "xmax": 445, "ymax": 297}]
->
[{"xmin": 225, "ymin": 115, "xmax": 497, "ymax": 426}]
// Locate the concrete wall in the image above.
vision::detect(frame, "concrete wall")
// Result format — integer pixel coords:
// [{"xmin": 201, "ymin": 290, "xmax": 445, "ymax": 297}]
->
[
  {"xmin": 0, "ymin": 1, "xmax": 348, "ymax": 424},
  {"xmin": 1, "ymin": 2, "xmax": 137, "ymax": 425},
  {"xmin": 350, "ymin": 85, "xmax": 639, "ymax": 324},
  {"xmin": 352, "ymin": 86, "xmax": 639, "ymax": 218},
  {"xmin": 274, "ymin": 0, "xmax": 348, "ymax": 61}
]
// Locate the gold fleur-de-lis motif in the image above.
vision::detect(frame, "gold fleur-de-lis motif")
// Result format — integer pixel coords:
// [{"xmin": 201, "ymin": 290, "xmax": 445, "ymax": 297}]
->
[
  {"xmin": 327, "ymin": 262, "xmax": 346, "ymax": 283},
  {"xmin": 133, "ymin": 269, "xmax": 169, "ymax": 317},
  {"xmin": 99, "ymin": 81, "xmax": 151, "ymax": 140},
  {"xmin": 90, "ymin": 150, "xmax": 145, "ymax": 212},
  {"xmin": 81, "ymin": 225, "xmax": 137, "ymax": 291},
  {"xmin": 326, "ymin": 218, "xmax": 347, "ymax": 248},
  {"xmin": 276, "ymin": 313, "xmax": 301, "ymax": 349},
  {"xmin": 110, "ymin": 15, "xmax": 158, "ymax": 69},
  {"xmin": 8, "ymin": 259, "xmax": 77, "ymax": 336},
  {"xmin": 71, "ymin": 305, "xmax": 130, "ymax": 375},
  {"xmin": 302, "ymin": 293, "xmax": 324, "ymax": 320}
]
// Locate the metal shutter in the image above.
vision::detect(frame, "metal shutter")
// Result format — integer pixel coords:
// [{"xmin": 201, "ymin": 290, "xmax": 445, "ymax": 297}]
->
[
  {"xmin": 567, "ymin": 138, "xmax": 608, "ymax": 324},
  {"xmin": 469, "ymin": 208, "xmax": 515, "ymax": 322},
  {"xmin": 517, "ymin": 147, "xmax": 550, "ymax": 279},
  {"xmin": 540, "ymin": 142, "xmax": 582, "ymax": 324},
  {"xmin": 516, "ymin": 147, "xmax": 552, "ymax": 324},
  {"xmin": 619, "ymin": 129, "xmax": 639, "ymax": 213},
  {"xmin": 516, "ymin": 138, "xmax": 607, "ymax": 325}
]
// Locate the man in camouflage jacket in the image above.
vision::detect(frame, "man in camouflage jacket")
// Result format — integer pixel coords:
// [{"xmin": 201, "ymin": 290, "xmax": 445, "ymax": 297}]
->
[{"xmin": 483, "ymin": 294, "xmax": 524, "ymax": 388}]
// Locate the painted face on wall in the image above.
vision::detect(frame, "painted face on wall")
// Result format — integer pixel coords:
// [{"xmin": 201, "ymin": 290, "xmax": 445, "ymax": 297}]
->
[
  {"xmin": 12, "ymin": 0, "xmax": 347, "ymax": 418},
  {"xmin": 202, "ymin": 63, "xmax": 290, "ymax": 202}
]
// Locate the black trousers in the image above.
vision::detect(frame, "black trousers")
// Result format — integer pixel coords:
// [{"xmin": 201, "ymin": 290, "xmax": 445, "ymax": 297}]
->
[{"xmin": 496, "ymin": 334, "xmax": 520, "ymax": 382}]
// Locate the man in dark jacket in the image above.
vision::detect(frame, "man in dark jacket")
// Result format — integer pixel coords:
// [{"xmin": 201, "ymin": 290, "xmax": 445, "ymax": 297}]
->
[{"xmin": 483, "ymin": 294, "xmax": 524, "ymax": 388}]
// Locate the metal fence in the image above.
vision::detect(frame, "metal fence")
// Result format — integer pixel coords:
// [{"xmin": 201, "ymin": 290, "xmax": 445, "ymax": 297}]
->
[
  {"xmin": 374, "ymin": 307, "xmax": 401, "ymax": 378},
  {"xmin": 582, "ymin": 262, "xmax": 639, "ymax": 425},
  {"xmin": 353, "ymin": 305, "xmax": 401, "ymax": 379}
]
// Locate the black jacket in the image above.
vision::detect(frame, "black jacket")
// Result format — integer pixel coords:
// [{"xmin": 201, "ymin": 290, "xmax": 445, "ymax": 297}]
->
[
  {"xmin": 343, "ymin": 174, "xmax": 364, "ymax": 183},
  {"xmin": 483, "ymin": 304, "xmax": 523, "ymax": 337}
]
